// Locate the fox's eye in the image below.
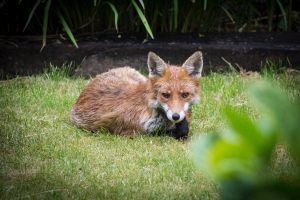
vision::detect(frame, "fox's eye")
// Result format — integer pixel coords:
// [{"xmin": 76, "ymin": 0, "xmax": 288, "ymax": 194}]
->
[
  {"xmin": 162, "ymin": 93, "xmax": 171, "ymax": 99},
  {"xmin": 181, "ymin": 92, "xmax": 189, "ymax": 98}
]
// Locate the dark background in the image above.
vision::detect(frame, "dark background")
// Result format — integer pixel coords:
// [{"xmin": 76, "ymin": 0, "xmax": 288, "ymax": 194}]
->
[{"xmin": 0, "ymin": 0, "xmax": 299, "ymax": 79}]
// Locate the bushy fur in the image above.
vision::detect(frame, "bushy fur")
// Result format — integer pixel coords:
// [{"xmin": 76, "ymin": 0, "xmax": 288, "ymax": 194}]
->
[{"xmin": 71, "ymin": 51, "xmax": 203, "ymax": 138}]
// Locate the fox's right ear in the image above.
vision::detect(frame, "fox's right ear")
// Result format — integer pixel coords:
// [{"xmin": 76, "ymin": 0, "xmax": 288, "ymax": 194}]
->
[
  {"xmin": 183, "ymin": 51, "xmax": 203, "ymax": 79},
  {"xmin": 147, "ymin": 52, "xmax": 166, "ymax": 77}
]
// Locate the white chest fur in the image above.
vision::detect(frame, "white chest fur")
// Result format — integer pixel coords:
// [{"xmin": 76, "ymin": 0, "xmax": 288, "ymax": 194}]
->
[{"xmin": 141, "ymin": 111, "xmax": 166, "ymax": 134}]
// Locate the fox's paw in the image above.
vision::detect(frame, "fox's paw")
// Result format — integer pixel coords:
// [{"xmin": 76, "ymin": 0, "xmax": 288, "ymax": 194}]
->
[{"xmin": 172, "ymin": 118, "xmax": 189, "ymax": 140}]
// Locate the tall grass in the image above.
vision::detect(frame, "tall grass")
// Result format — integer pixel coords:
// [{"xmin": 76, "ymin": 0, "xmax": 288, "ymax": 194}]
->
[{"xmin": 0, "ymin": 0, "xmax": 298, "ymax": 48}]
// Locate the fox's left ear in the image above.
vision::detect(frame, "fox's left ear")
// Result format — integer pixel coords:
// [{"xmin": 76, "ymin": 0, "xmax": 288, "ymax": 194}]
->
[
  {"xmin": 147, "ymin": 51, "xmax": 166, "ymax": 78},
  {"xmin": 183, "ymin": 51, "xmax": 203, "ymax": 78}
]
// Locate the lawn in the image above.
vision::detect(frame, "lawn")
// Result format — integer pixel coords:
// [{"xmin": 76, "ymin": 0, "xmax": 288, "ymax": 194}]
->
[{"xmin": 0, "ymin": 66, "xmax": 299, "ymax": 199}]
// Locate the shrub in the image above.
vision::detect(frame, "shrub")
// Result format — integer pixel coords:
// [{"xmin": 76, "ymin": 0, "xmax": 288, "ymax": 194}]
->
[{"xmin": 192, "ymin": 81, "xmax": 300, "ymax": 200}]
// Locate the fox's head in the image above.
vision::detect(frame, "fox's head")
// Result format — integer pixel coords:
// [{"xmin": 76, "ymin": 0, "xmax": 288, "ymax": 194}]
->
[{"xmin": 147, "ymin": 51, "xmax": 203, "ymax": 123}]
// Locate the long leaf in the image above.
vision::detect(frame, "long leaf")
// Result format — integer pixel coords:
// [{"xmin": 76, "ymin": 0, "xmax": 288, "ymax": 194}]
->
[
  {"xmin": 276, "ymin": 0, "xmax": 287, "ymax": 31},
  {"xmin": 138, "ymin": 0, "xmax": 145, "ymax": 10},
  {"xmin": 106, "ymin": 2, "xmax": 119, "ymax": 33},
  {"xmin": 56, "ymin": 10, "xmax": 79, "ymax": 48},
  {"xmin": 173, "ymin": 0, "xmax": 178, "ymax": 30},
  {"xmin": 131, "ymin": 0, "xmax": 154, "ymax": 39},
  {"xmin": 267, "ymin": 0, "xmax": 275, "ymax": 31},
  {"xmin": 23, "ymin": 0, "xmax": 42, "ymax": 32},
  {"xmin": 203, "ymin": 0, "xmax": 207, "ymax": 10},
  {"xmin": 221, "ymin": 6, "xmax": 235, "ymax": 24},
  {"xmin": 40, "ymin": 0, "xmax": 51, "ymax": 52}
]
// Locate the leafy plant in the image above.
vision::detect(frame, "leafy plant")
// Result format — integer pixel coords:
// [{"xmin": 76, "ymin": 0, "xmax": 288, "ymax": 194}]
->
[
  {"xmin": 22, "ymin": 0, "xmax": 79, "ymax": 51},
  {"xmin": 2, "ymin": 0, "xmax": 296, "ymax": 49},
  {"xmin": 192, "ymin": 81, "xmax": 300, "ymax": 200}
]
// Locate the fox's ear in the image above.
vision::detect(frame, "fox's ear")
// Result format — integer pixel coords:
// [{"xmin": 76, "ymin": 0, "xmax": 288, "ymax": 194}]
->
[
  {"xmin": 147, "ymin": 52, "xmax": 166, "ymax": 77},
  {"xmin": 183, "ymin": 51, "xmax": 203, "ymax": 78}
]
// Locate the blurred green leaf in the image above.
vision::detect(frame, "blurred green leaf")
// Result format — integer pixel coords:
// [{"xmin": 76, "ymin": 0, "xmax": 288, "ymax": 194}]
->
[
  {"xmin": 224, "ymin": 108, "xmax": 276, "ymax": 157},
  {"xmin": 209, "ymin": 138, "xmax": 261, "ymax": 181},
  {"xmin": 250, "ymin": 81, "xmax": 300, "ymax": 164},
  {"xmin": 192, "ymin": 134, "xmax": 218, "ymax": 177},
  {"xmin": 192, "ymin": 132, "xmax": 264, "ymax": 183},
  {"xmin": 192, "ymin": 80, "xmax": 300, "ymax": 200}
]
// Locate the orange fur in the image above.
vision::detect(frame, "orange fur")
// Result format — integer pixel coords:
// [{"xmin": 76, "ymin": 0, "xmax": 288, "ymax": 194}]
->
[{"xmin": 71, "ymin": 52, "xmax": 203, "ymax": 136}]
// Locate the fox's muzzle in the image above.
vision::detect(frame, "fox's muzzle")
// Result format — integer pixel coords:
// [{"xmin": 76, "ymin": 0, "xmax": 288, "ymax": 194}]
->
[{"xmin": 159, "ymin": 103, "xmax": 189, "ymax": 123}]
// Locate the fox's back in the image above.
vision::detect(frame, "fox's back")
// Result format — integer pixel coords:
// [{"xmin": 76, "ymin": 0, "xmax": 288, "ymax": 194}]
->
[
  {"xmin": 71, "ymin": 67, "xmax": 149, "ymax": 132},
  {"xmin": 76, "ymin": 67, "xmax": 147, "ymax": 103}
]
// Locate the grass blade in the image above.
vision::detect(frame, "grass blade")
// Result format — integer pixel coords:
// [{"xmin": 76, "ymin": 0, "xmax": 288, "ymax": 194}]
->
[
  {"xmin": 56, "ymin": 10, "xmax": 79, "ymax": 48},
  {"xmin": 106, "ymin": 2, "xmax": 119, "ymax": 33},
  {"xmin": 173, "ymin": 0, "xmax": 178, "ymax": 30},
  {"xmin": 276, "ymin": 0, "xmax": 287, "ymax": 31},
  {"xmin": 40, "ymin": 0, "xmax": 51, "ymax": 52},
  {"xmin": 221, "ymin": 6, "xmax": 235, "ymax": 24},
  {"xmin": 138, "ymin": 0, "xmax": 145, "ymax": 10},
  {"xmin": 131, "ymin": 0, "xmax": 154, "ymax": 39},
  {"xmin": 267, "ymin": 0, "xmax": 275, "ymax": 31},
  {"xmin": 23, "ymin": 0, "xmax": 42, "ymax": 32},
  {"xmin": 203, "ymin": 0, "xmax": 207, "ymax": 10}
]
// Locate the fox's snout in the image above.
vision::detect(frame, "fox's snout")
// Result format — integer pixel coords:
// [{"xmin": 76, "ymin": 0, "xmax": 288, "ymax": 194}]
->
[
  {"xmin": 172, "ymin": 113, "xmax": 180, "ymax": 121},
  {"xmin": 160, "ymin": 102, "xmax": 190, "ymax": 123}
]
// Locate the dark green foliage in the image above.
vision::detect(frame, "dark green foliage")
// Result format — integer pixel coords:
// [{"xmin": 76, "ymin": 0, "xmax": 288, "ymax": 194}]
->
[
  {"xmin": 192, "ymin": 81, "xmax": 300, "ymax": 200},
  {"xmin": 0, "ymin": 0, "xmax": 299, "ymax": 48}
]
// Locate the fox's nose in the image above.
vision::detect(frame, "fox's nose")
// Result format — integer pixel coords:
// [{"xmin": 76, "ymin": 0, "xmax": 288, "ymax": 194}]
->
[{"xmin": 172, "ymin": 113, "xmax": 180, "ymax": 121}]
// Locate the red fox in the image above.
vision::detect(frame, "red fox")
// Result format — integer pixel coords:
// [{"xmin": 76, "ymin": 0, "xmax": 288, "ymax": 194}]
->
[{"xmin": 71, "ymin": 51, "xmax": 203, "ymax": 139}]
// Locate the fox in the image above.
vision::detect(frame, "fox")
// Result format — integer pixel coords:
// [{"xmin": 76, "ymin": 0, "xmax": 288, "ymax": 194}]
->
[{"xmin": 70, "ymin": 51, "xmax": 203, "ymax": 139}]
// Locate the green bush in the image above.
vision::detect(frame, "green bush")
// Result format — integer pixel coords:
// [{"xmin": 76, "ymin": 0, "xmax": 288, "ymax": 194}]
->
[{"xmin": 192, "ymin": 81, "xmax": 300, "ymax": 200}]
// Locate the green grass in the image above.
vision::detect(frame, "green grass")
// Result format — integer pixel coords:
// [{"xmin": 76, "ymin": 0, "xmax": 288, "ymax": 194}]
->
[{"xmin": 0, "ymin": 67, "xmax": 299, "ymax": 199}]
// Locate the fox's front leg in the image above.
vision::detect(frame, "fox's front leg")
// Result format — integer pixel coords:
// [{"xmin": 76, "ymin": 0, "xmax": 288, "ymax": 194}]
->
[
  {"xmin": 172, "ymin": 117, "xmax": 189, "ymax": 140},
  {"xmin": 172, "ymin": 110, "xmax": 191, "ymax": 140}
]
